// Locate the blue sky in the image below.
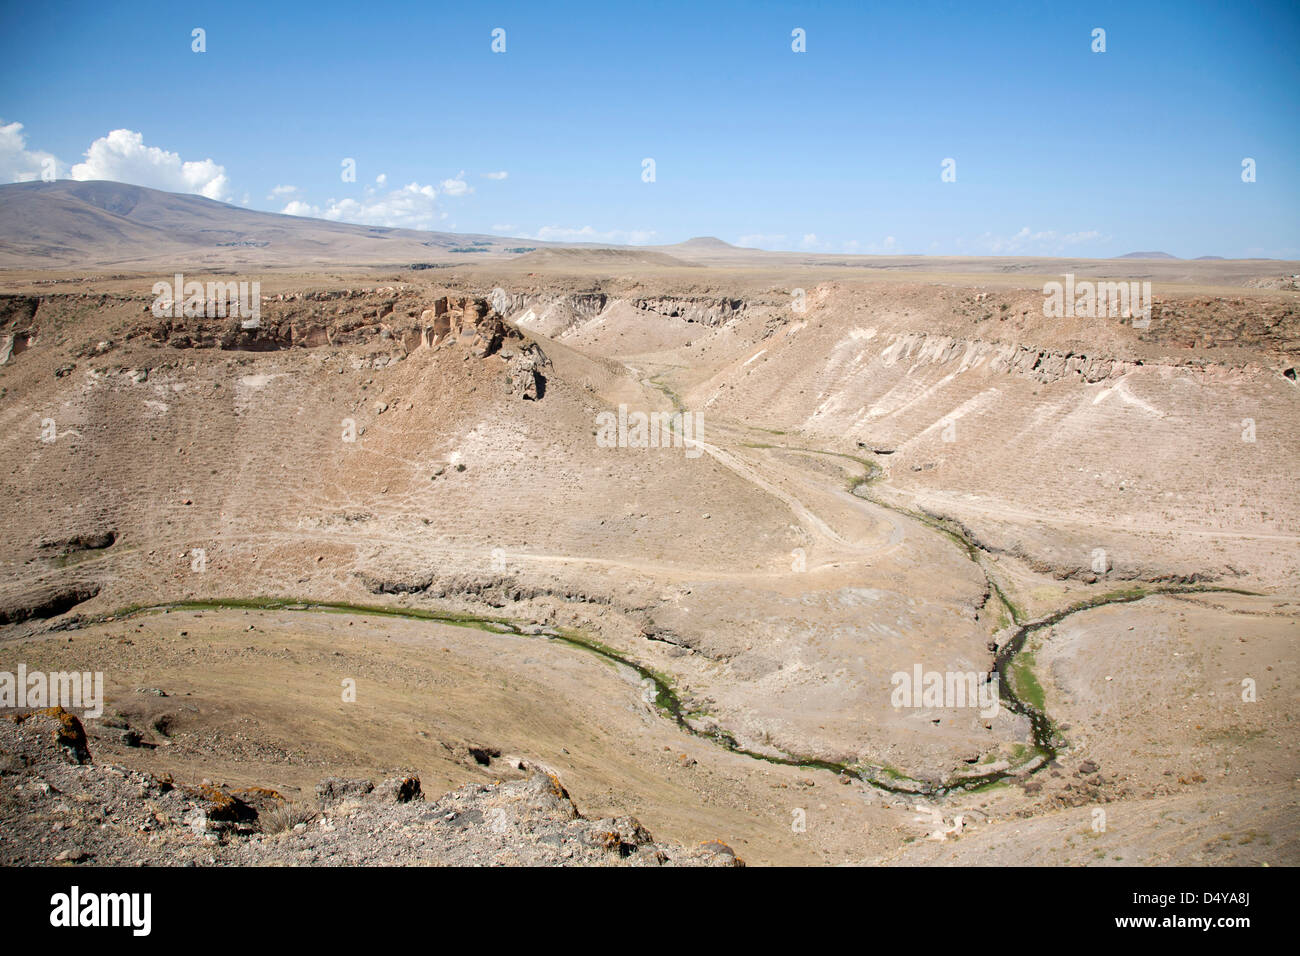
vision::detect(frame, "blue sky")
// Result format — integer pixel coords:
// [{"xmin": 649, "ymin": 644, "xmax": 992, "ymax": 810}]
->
[{"xmin": 2, "ymin": 0, "xmax": 1297, "ymax": 257}]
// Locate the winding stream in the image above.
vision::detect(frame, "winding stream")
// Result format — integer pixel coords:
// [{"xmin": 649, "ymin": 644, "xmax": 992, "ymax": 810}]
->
[
  {"xmin": 624, "ymin": 374, "xmax": 1260, "ymax": 795},
  {"xmin": 55, "ymin": 375, "xmax": 1258, "ymax": 800},
  {"xmin": 89, "ymin": 569, "xmax": 1254, "ymax": 802}
]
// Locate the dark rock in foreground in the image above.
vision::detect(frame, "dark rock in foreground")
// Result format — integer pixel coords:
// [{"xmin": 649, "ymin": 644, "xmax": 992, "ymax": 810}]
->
[{"xmin": 0, "ymin": 709, "xmax": 741, "ymax": 867}]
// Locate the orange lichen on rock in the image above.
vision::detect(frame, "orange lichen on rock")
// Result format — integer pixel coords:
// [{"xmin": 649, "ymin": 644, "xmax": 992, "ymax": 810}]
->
[{"xmin": 38, "ymin": 707, "xmax": 90, "ymax": 764}]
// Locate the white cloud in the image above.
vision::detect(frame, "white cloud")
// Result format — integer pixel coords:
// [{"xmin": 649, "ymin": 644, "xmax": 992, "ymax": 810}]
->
[
  {"xmin": 795, "ymin": 235, "xmax": 868, "ymax": 254},
  {"xmin": 527, "ymin": 225, "xmax": 657, "ymax": 245},
  {"xmin": 959, "ymin": 226, "xmax": 1110, "ymax": 256},
  {"xmin": 280, "ymin": 181, "xmax": 443, "ymax": 230},
  {"xmin": 491, "ymin": 224, "xmax": 518, "ymax": 233},
  {"xmin": 845, "ymin": 236, "xmax": 901, "ymax": 254},
  {"xmin": 1, "ymin": 120, "xmax": 227, "ymax": 200},
  {"xmin": 68, "ymin": 128, "xmax": 230, "ymax": 200},
  {"xmin": 1, "ymin": 119, "xmax": 507, "ymax": 235},
  {"xmin": 738, "ymin": 233, "xmax": 903, "ymax": 254},
  {"xmin": 0, "ymin": 120, "xmax": 61, "ymax": 182},
  {"xmin": 439, "ymin": 170, "xmax": 472, "ymax": 197},
  {"xmin": 482, "ymin": 171, "xmax": 508, "ymax": 180},
  {"xmin": 737, "ymin": 233, "xmax": 786, "ymax": 248}
]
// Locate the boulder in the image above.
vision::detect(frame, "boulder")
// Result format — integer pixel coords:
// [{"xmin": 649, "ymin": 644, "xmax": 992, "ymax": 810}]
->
[
  {"xmin": 373, "ymin": 775, "xmax": 422, "ymax": 804},
  {"xmin": 316, "ymin": 777, "xmax": 375, "ymax": 806}
]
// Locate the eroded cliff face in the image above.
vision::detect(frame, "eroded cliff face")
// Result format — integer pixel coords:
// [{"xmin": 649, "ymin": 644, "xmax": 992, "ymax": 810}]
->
[
  {"xmin": 10, "ymin": 281, "xmax": 1296, "ymax": 412},
  {"xmin": 875, "ymin": 332, "xmax": 1147, "ymax": 384},
  {"xmin": 0, "ymin": 295, "xmax": 43, "ymax": 366},
  {"xmin": 482, "ymin": 291, "xmax": 749, "ymax": 339},
  {"xmin": 628, "ymin": 296, "xmax": 745, "ymax": 326},
  {"xmin": 415, "ymin": 296, "xmax": 504, "ymax": 354},
  {"xmin": 116, "ymin": 289, "xmax": 555, "ymax": 398},
  {"xmin": 131, "ymin": 289, "xmax": 501, "ymax": 352}
]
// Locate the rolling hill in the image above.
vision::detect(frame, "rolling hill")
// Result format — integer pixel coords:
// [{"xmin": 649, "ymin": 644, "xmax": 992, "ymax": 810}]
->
[{"xmin": 0, "ymin": 180, "xmax": 528, "ymax": 269}]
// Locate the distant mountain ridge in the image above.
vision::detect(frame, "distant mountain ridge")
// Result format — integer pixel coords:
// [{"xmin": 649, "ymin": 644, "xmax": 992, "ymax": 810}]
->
[
  {"xmin": 0, "ymin": 181, "xmax": 1285, "ymax": 274},
  {"xmin": 674, "ymin": 236, "xmax": 735, "ymax": 249},
  {"xmin": 0, "ymin": 180, "xmax": 527, "ymax": 269}
]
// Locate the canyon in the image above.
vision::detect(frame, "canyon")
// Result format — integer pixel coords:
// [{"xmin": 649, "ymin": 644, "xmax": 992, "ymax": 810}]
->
[{"xmin": 0, "ymin": 183, "xmax": 1296, "ymax": 866}]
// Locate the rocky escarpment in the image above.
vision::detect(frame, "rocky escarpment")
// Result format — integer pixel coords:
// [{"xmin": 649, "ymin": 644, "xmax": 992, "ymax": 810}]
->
[
  {"xmin": 1143, "ymin": 296, "xmax": 1300, "ymax": 356},
  {"xmin": 874, "ymin": 330, "xmax": 1271, "ymax": 385},
  {"xmin": 489, "ymin": 290, "xmax": 749, "ymax": 337},
  {"xmin": 0, "ymin": 295, "xmax": 43, "ymax": 366},
  {"xmin": 0, "ymin": 708, "xmax": 742, "ymax": 866},
  {"xmin": 491, "ymin": 289, "xmax": 608, "ymax": 321},
  {"xmin": 0, "ymin": 294, "xmax": 41, "ymax": 327},
  {"xmin": 629, "ymin": 296, "xmax": 745, "ymax": 327},
  {"xmin": 414, "ymin": 295, "xmax": 509, "ymax": 355},
  {"xmin": 0, "ymin": 582, "xmax": 101, "ymax": 626},
  {"xmin": 131, "ymin": 289, "xmax": 496, "ymax": 353},
  {"xmin": 117, "ymin": 289, "xmax": 553, "ymax": 399}
]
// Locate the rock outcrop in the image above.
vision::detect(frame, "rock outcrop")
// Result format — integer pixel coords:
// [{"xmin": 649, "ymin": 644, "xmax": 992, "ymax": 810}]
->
[
  {"xmin": 119, "ymin": 289, "xmax": 554, "ymax": 399},
  {"xmin": 504, "ymin": 342, "xmax": 551, "ymax": 400},
  {"xmin": 630, "ymin": 296, "xmax": 745, "ymax": 327},
  {"xmin": 0, "ymin": 707, "xmax": 741, "ymax": 866}
]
